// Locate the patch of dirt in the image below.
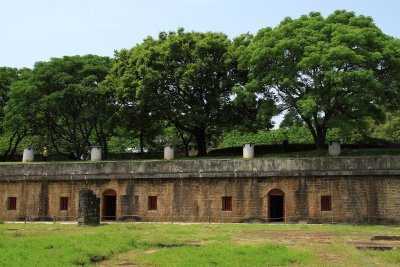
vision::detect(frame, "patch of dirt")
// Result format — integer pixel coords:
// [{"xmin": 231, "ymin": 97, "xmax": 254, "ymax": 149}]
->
[
  {"xmin": 356, "ymin": 245, "xmax": 400, "ymax": 250},
  {"xmin": 47, "ymin": 228, "xmax": 62, "ymax": 231},
  {"xmin": 144, "ymin": 249, "xmax": 158, "ymax": 254},
  {"xmin": 97, "ymin": 249, "xmax": 159, "ymax": 266},
  {"xmin": 115, "ymin": 261, "xmax": 139, "ymax": 266},
  {"xmin": 98, "ymin": 231, "xmax": 400, "ymax": 266},
  {"xmin": 236, "ymin": 230, "xmax": 400, "ymax": 247},
  {"xmin": 234, "ymin": 229, "xmax": 400, "ymax": 266},
  {"xmin": 234, "ymin": 230, "xmax": 344, "ymax": 265},
  {"xmin": 235, "ymin": 230, "xmax": 335, "ymax": 245},
  {"xmin": 371, "ymin": 235, "xmax": 400, "ymax": 241}
]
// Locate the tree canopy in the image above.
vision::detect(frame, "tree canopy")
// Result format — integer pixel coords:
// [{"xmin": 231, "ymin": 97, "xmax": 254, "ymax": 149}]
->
[
  {"xmin": 5, "ymin": 55, "xmax": 113, "ymax": 159},
  {"xmin": 0, "ymin": 67, "xmax": 27, "ymax": 160},
  {"xmin": 107, "ymin": 29, "xmax": 247, "ymax": 156},
  {"xmin": 0, "ymin": 10, "xmax": 399, "ymax": 160},
  {"xmin": 240, "ymin": 10, "xmax": 399, "ymax": 148}
]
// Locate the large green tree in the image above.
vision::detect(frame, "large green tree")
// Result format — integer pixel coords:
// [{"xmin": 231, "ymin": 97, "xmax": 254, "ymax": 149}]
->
[
  {"xmin": 29, "ymin": 55, "xmax": 113, "ymax": 158},
  {"xmin": 109, "ymin": 29, "xmax": 244, "ymax": 156},
  {"xmin": 241, "ymin": 10, "xmax": 399, "ymax": 148},
  {"xmin": 105, "ymin": 47, "xmax": 163, "ymax": 156},
  {"xmin": 0, "ymin": 67, "xmax": 19, "ymax": 119},
  {"xmin": 0, "ymin": 67, "xmax": 29, "ymax": 160},
  {"xmin": 379, "ymin": 39, "xmax": 400, "ymax": 110},
  {"xmin": 230, "ymin": 33, "xmax": 279, "ymax": 133}
]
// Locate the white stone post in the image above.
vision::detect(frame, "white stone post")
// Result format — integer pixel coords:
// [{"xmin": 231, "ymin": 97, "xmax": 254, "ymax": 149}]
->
[
  {"xmin": 22, "ymin": 148, "xmax": 34, "ymax": 162},
  {"xmin": 164, "ymin": 144, "xmax": 174, "ymax": 160},
  {"xmin": 243, "ymin": 143, "xmax": 254, "ymax": 159},
  {"xmin": 328, "ymin": 141, "xmax": 341, "ymax": 157},
  {"xmin": 91, "ymin": 146, "xmax": 102, "ymax": 161}
]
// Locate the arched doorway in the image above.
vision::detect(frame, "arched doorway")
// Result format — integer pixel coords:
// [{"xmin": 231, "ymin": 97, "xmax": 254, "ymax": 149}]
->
[
  {"xmin": 268, "ymin": 189, "xmax": 285, "ymax": 222},
  {"xmin": 103, "ymin": 189, "xmax": 117, "ymax": 221}
]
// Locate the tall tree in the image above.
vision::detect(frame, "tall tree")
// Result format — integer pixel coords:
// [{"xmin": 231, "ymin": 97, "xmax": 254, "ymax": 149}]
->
[
  {"xmin": 241, "ymin": 10, "xmax": 399, "ymax": 148},
  {"xmin": 230, "ymin": 33, "xmax": 279, "ymax": 132},
  {"xmin": 0, "ymin": 67, "xmax": 29, "ymax": 160},
  {"xmin": 109, "ymin": 29, "xmax": 242, "ymax": 156},
  {"xmin": 105, "ymin": 47, "xmax": 163, "ymax": 156},
  {"xmin": 31, "ymin": 55, "xmax": 113, "ymax": 158},
  {"xmin": 378, "ymin": 39, "xmax": 400, "ymax": 110},
  {"xmin": 0, "ymin": 67, "xmax": 19, "ymax": 120}
]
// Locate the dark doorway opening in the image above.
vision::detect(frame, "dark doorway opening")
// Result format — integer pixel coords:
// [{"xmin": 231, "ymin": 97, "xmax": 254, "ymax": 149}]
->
[
  {"xmin": 268, "ymin": 189, "xmax": 284, "ymax": 222},
  {"xmin": 103, "ymin": 189, "xmax": 117, "ymax": 221}
]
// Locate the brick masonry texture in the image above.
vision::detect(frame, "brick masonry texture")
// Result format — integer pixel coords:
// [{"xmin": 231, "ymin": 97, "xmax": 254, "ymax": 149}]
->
[
  {"xmin": 1, "ymin": 156, "xmax": 400, "ymax": 223},
  {"xmin": 78, "ymin": 188, "xmax": 100, "ymax": 225}
]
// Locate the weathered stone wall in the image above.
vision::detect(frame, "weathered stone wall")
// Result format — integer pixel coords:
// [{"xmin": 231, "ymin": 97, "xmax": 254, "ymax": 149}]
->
[
  {"xmin": 1, "ymin": 157, "xmax": 400, "ymax": 223},
  {"xmin": 78, "ymin": 188, "xmax": 100, "ymax": 225}
]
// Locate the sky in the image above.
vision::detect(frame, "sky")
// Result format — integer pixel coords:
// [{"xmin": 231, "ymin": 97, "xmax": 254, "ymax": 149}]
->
[{"xmin": 1, "ymin": 0, "xmax": 399, "ymax": 69}]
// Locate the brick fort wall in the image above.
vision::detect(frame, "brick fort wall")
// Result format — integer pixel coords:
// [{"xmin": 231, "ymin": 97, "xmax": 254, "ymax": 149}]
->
[{"xmin": 1, "ymin": 157, "xmax": 399, "ymax": 223}]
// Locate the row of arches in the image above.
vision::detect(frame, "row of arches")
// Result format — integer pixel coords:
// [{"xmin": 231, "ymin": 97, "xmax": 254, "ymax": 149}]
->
[{"xmin": 99, "ymin": 188, "xmax": 285, "ymax": 222}]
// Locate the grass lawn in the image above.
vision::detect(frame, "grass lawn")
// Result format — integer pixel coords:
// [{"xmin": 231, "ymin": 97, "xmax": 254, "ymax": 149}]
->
[{"xmin": 2, "ymin": 223, "xmax": 400, "ymax": 266}]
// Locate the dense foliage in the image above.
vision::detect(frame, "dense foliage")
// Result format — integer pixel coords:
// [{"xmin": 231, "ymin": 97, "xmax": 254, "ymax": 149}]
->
[
  {"xmin": 240, "ymin": 10, "xmax": 398, "ymax": 148},
  {"xmin": 1, "ymin": 68, "xmax": 35, "ymax": 160},
  {"xmin": 106, "ymin": 29, "xmax": 250, "ymax": 156},
  {"xmin": 4, "ymin": 55, "xmax": 114, "ymax": 159},
  {"xmin": 0, "ymin": 10, "xmax": 399, "ymax": 159}
]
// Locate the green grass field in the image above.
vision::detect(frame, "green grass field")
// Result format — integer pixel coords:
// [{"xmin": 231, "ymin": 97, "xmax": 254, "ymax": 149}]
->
[{"xmin": 2, "ymin": 223, "xmax": 400, "ymax": 266}]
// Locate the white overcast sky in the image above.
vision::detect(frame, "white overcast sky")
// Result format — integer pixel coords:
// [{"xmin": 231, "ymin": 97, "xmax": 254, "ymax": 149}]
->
[{"xmin": 1, "ymin": 0, "xmax": 399, "ymax": 68}]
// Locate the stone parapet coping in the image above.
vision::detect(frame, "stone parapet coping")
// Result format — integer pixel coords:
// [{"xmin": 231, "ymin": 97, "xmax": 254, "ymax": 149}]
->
[{"xmin": 0, "ymin": 156, "xmax": 399, "ymax": 181}]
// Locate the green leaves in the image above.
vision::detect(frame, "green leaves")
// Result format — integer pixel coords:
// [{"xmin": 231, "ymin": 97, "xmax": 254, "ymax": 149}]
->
[
  {"xmin": 13, "ymin": 55, "xmax": 114, "ymax": 157},
  {"xmin": 109, "ymin": 29, "xmax": 243, "ymax": 155},
  {"xmin": 240, "ymin": 10, "xmax": 398, "ymax": 148},
  {"xmin": 297, "ymin": 96, "xmax": 317, "ymax": 118},
  {"xmin": 0, "ymin": 10, "xmax": 398, "ymax": 157}
]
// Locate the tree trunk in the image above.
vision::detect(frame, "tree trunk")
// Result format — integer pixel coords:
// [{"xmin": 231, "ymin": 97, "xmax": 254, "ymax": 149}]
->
[
  {"xmin": 177, "ymin": 130, "xmax": 192, "ymax": 157},
  {"xmin": 2, "ymin": 131, "xmax": 26, "ymax": 161},
  {"xmin": 315, "ymin": 126, "xmax": 327, "ymax": 150},
  {"xmin": 139, "ymin": 130, "xmax": 144, "ymax": 158},
  {"xmin": 194, "ymin": 128, "xmax": 207, "ymax": 157},
  {"xmin": 102, "ymin": 136, "xmax": 108, "ymax": 160},
  {"xmin": 8, "ymin": 135, "xmax": 24, "ymax": 161},
  {"xmin": 184, "ymin": 144, "xmax": 190, "ymax": 157},
  {"xmin": 302, "ymin": 116, "xmax": 327, "ymax": 150}
]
